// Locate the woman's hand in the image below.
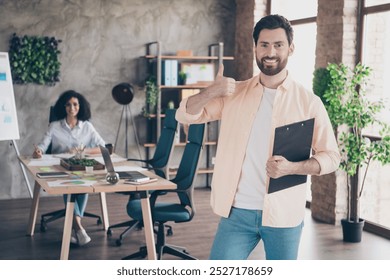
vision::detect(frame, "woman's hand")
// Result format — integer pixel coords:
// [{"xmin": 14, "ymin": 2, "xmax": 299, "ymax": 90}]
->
[{"xmin": 32, "ymin": 147, "xmax": 43, "ymax": 158}]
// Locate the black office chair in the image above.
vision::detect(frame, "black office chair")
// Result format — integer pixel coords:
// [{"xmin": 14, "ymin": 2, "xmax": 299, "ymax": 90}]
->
[
  {"xmin": 40, "ymin": 106, "xmax": 102, "ymax": 232},
  {"xmin": 122, "ymin": 123, "xmax": 205, "ymax": 260},
  {"xmin": 106, "ymin": 109, "xmax": 178, "ymax": 245}
]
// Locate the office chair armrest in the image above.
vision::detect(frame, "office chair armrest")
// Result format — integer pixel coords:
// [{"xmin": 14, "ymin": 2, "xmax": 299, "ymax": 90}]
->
[
  {"xmin": 127, "ymin": 158, "xmax": 149, "ymax": 163},
  {"xmin": 149, "ymin": 189, "xmax": 184, "ymax": 208}
]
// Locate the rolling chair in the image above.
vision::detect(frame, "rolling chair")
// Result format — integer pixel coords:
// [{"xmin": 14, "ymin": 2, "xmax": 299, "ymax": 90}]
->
[
  {"xmin": 40, "ymin": 106, "xmax": 102, "ymax": 232},
  {"xmin": 122, "ymin": 123, "xmax": 205, "ymax": 260},
  {"xmin": 106, "ymin": 109, "xmax": 178, "ymax": 245}
]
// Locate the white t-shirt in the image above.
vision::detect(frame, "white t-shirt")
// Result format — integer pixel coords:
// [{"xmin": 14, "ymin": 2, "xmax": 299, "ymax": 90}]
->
[{"xmin": 233, "ymin": 86, "xmax": 277, "ymax": 210}]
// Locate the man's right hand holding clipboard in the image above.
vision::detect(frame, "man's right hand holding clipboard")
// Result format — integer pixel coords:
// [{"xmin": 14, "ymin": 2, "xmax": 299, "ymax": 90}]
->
[{"xmin": 266, "ymin": 118, "xmax": 321, "ymax": 194}]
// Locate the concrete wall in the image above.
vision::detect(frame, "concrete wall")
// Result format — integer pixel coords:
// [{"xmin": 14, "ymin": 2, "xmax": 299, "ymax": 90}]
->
[{"xmin": 0, "ymin": 0, "xmax": 237, "ymax": 199}]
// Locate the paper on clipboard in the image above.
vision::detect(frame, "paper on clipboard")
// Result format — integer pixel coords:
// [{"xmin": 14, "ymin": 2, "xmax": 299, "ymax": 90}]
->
[{"xmin": 268, "ymin": 118, "xmax": 315, "ymax": 194}]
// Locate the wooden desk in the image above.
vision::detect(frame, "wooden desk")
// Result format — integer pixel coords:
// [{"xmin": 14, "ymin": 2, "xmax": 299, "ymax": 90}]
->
[{"xmin": 19, "ymin": 155, "xmax": 176, "ymax": 260}]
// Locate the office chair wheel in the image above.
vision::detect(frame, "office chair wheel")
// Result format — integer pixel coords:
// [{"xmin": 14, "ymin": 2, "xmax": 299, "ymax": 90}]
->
[
  {"xmin": 167, "ymin": 228, "xmax": 173, "ymax": 236},
  {"xmin": 116, "ymin": 239, "xmax": 122, "ymax": 246},
  {"xmin": 96, "ymin": 217, "xmax": 102, "ymax": 225},
  {"xmin": 106, "ymin": 229, "xmax": 112, "ymax": 236}
]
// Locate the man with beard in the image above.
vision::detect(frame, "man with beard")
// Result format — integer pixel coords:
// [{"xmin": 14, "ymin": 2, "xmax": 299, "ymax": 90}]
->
[{"xmin": 176, "ymin": 14, "xmax": 340, "ymax": 260}]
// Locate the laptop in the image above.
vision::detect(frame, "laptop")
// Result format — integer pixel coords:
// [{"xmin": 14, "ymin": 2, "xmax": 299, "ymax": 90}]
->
[{"xmin": 99, "ymin": 145, "xmax": 150, "ymax": 182}]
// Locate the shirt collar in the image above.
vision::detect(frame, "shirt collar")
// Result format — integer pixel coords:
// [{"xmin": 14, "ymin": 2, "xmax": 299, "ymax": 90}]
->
[
  {"xmin": 252, "ymin": 71, "xmax": 293, "ymax": 93},
  {"xmin": 61, "ymin": 119, "xmax": 84, "ymax": 130}
]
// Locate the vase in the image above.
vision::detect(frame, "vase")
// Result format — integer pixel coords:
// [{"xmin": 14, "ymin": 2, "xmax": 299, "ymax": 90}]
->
[{"xmin": 341, "ymin": 218, "xmax": 365, "ymax": 243}]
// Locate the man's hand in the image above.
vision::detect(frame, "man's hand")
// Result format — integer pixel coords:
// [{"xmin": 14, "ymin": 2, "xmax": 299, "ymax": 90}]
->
[
  {"xmin": 185, "ymin": 64, "xmax": 236, "ymax": 115},
  {"xmin": 208, "ymin": 64, "xmax": 236, "ymax": 99},
  {"xmin": 266, "ymin": 155, "xmax": 322, "ymax": 178},
  {"xmin": 266, "ymin": 155, "xmax": 291, "ymax": 179}
]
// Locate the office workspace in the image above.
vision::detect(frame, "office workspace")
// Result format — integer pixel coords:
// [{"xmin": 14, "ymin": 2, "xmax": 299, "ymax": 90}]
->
[
  {"xmin": 19, "ymin": 153, "xmax": 176, "ymax": 260},
  {"xmin": 1, "ymin": 0, "xmax": 390, "ymax": 268}
]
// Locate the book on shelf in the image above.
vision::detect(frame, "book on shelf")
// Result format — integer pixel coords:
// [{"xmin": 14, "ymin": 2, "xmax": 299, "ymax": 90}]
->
[{"xmin": 161, "ymin": 60, "xmax": 178, "ymax": 86}]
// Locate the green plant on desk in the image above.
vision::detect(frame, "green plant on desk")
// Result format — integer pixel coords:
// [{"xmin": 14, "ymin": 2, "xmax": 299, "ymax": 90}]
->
[{"xmin": 67, "ymin": 158, "xmax": 96, "ymax": 167}]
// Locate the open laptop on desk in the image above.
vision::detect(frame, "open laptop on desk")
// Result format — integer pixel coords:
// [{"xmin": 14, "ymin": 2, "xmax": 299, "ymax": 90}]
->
[{"xmin": 99, "ymin": 145, "xmax": 150, "ymax": 181}]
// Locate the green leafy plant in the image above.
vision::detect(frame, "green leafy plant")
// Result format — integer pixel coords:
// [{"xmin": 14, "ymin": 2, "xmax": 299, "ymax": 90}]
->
[
  {"xmin": 315, "ymin": 63, "xmax": 390, "ymax": 223},
  {"xmin": 178, "ymin": 70, "xmax": 187, "ymax": 85},
  {"xmin": 8, "ymin": 33, "xmax": 61, "ymax": 85},
  {"xmin": 144, "ymin": 75, "xmax": 158, "ymax": 116}
]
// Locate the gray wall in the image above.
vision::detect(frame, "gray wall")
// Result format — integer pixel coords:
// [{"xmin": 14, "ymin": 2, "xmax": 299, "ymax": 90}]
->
[{"xmin": 0, "ymin": 0, "xmax": 236, "ymax": 199}]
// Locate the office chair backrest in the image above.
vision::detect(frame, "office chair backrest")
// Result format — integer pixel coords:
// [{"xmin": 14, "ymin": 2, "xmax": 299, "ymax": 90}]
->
[
  {"xmin": 47, "ymin": 106, "xmax": 57, "ymax": 154},
  {"xmin": 150, "ymin": 109, "xmax": 178, "ymax": 176},
  {"xmin": 171, "ymin": 123, "xmax": 205, "ymax": 207}
]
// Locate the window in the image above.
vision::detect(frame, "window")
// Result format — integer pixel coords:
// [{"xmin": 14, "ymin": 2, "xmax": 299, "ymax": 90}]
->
[
  {"xmin": 270, "ymin": 0, "xmax": 317, "ymax": 20},
  {"xmin": 360, "ymin": 2, "xmax": 390, "ymax": 230}
]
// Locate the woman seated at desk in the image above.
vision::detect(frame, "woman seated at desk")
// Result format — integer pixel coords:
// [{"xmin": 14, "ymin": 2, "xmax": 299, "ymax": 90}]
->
[{"xmin": 32, "ymin": 90, "xmax": 105, "ymax": 246}]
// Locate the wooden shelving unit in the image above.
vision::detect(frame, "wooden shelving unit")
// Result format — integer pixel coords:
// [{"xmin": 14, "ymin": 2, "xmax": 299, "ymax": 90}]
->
[{"xmin": 143, "ymin": 41, "xmax": 233, "ymax": 187}]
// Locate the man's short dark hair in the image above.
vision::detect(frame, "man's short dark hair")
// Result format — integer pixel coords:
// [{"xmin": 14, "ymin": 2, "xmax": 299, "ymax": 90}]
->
[{"xmin": 253, "ymin": 14, "xmax": 294, "ymax": 46}]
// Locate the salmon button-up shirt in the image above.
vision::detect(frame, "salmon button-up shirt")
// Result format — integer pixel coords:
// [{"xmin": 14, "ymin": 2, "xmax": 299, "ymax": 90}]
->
[{"xmin": 176, "ymin": 73, "xmax": 340, "ymax": 227}]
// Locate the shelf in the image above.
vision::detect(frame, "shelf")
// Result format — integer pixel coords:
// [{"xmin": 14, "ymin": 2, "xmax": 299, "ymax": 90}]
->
[
  {"xmin": 145, "ymin": 55, "xmax": 234, "ymax": 60},
  {"xmin": 143, "ymin": 141, "xmax": 217, "ymax": 148},
  {"xmin": 169, "ymin": 167, "xmax": 214, "ymax": 176},
  {"xmin": 160, "ymin": 84, "xmax": 210, "ymax": 89}
]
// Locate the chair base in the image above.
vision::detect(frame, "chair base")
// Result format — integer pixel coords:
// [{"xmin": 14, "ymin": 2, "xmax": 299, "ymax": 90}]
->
[
  {"xmin": 106, "ymin": 220, "xmax": 173, "ymax": 246},
  {"xmin": 122, "ymin": 222, "xmax": 195, "ymax": 260},
  {"xmin": 122, "ymin": 244, "xmax": 197, "ymax": 260},
  {"xmin": 107, "ymin": 220, "xmax": 141, "ymax": 246},
  {"xmin": 40, "ymin": 209, "xmax": 102, "ymax": 232}
]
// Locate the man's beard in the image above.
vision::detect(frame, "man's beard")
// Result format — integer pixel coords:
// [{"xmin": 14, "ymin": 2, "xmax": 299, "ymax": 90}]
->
[{"xmin": 256, "ymin": 56, "xmax": 288, "ymax": 76}]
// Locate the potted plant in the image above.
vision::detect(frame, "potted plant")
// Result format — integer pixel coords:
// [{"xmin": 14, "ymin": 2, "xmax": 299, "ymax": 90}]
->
[
  {"xmin": 178, "ymin": 70, "xmax": 187, "ymax": 85},
  {"xmin": 144, "ymin": 75, "xmax": 158, "ymax": 116},
  {"xmin": 314, "ymin": 62, "xmax": 390, "ymax": 242}
]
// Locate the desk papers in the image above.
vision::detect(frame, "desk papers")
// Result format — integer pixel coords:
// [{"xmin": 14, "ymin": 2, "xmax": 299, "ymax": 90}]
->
[{"xmin": 47, "ymin": 179, "xmax": 97, "ymax": 188}]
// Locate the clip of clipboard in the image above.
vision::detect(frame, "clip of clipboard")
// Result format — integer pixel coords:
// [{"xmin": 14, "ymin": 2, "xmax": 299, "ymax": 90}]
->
[{"xmin": 268, "ymin": 118, "xmax": 315, "ymax": 194}]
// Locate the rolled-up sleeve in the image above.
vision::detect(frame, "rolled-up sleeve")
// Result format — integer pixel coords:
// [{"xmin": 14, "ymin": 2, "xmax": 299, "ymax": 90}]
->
[
  {"xmin": 176, "ymin": 98, "xmax": 204, "ymax": 124},
  {"xmin": 311, "ymin": 100, "xmax": 340, "ymax": 175}
]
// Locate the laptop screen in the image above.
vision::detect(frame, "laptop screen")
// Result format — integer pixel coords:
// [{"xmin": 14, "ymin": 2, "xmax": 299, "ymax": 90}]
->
[
  {"xmin": 98, "ymin": 145, "xmax": 149, "ymax": 180},
  {"xmin": 99, "ymin": 145, "xmax": 115, "ymax": 173}
]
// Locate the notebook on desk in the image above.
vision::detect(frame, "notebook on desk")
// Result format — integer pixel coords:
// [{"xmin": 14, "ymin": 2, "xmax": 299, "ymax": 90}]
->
[{"xmin": 99, "ymin": 145, "xmax": 150, "ymax": 181}]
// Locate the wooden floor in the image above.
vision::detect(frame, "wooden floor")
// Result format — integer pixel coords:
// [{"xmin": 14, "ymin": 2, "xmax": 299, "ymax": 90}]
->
[{"xmin": 1, "ymin": 187, "xmax": 390, "ymax": 260}]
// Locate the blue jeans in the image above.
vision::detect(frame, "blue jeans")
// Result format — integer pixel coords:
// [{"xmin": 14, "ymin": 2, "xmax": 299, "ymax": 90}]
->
[
  {"xmin": 63, "ymin": 194, "xmax": 88, "ymax": 217},
  {"xmin": 209, "ymin": 207, "xmax": 303, "ymax": 260}
]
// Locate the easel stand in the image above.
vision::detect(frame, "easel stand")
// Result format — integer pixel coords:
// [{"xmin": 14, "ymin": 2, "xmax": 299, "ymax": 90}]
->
[
  {"xmin": 114, "ymin": 104, "xmax": 141, "ymax": 159},
  {"xmin": 11, "ymin": 140, "xmax": 33, "ymax": 198}
]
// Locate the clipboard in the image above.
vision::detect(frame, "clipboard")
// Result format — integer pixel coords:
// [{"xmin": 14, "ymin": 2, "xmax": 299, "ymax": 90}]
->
[{"xmin": 268, "ymin": 118, "xmax": 315, "ymax": 194}]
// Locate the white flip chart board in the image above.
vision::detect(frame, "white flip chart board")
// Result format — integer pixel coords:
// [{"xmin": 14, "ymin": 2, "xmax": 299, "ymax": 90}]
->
[{"xmin": 0, "ymin": 52, "xmax": 19, "ymax": 141}]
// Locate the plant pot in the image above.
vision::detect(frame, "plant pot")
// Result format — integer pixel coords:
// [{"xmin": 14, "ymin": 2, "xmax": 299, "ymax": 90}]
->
[{"xmin": 341, "ymin": 218, "xmax": 365, "ymax": 243}]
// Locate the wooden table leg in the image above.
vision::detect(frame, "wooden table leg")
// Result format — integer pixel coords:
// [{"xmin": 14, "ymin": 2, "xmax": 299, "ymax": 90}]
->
[
  {"xmin": 60, "ymin": 194, "xmax": 75, "ymax": 260},
  {"xmin": 99, "ymin": 192, "xmax": 109, "ymax": 231},
  {"xmin": 26, "ymin": 182, "xmax": 41, "ymax": 236},
  {"xmin": 140, "ymin": 191, "xmax": 157, "ymax": 260}
]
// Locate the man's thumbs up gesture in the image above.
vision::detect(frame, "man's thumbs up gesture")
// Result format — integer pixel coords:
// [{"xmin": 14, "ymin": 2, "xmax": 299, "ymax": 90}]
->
[
  {"xmin": 184, "ymin": 64, "xmax": 236, "ymax": 115},
  {"xmin": 209, "ymin": 64, "xmax": 236, "ymax": 98}
]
